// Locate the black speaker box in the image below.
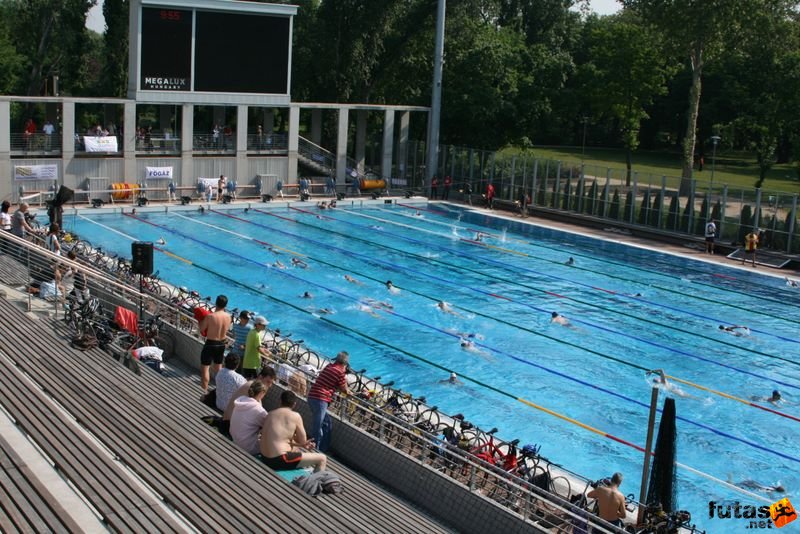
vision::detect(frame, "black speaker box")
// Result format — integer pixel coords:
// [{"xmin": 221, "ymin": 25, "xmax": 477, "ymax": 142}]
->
[{"xmin": 131, "ymin": 241, "xmax": 154, "ymax": 275}]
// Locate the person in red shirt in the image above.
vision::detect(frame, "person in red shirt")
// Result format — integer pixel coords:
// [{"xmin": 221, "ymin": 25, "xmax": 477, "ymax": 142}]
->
[
  {"xmin": 486, "ymin": 183, "xmax": 496, "ymax": 209},
  {"xmin": 306, "ymin": 351, "xmax": 350, "ymax": 452},
  {"xmin": 430, "ymin": 176, "xmax": 439, "ymax": 199},
  {"xmin": 443, "ymin": 175, "xmax": 452, "ymax": 200}
]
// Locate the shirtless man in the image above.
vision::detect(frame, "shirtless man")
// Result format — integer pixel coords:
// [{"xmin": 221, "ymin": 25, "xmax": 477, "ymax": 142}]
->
[
  {"xmin": 260, "ymin": 390, "xmax": 327, "ymax": 472},
  {"xmin": 587, "ymin": 472, "xmax": 627, "ymax": 528},
  {"xmin": 198, "ymin": 295, "xmax": 233, "ymax": 393}
]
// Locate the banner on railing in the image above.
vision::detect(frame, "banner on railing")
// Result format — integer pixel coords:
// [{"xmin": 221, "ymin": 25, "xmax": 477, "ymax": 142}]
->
[
  {"xmin": 146, "ymin": 166, "xmax": 173, "ymax": 180},
  {"xmin": 197, "ymin": 178, "xmax": 218, "ymax": 191},
  {"xmin": 83, "ymin": 136, "xmax": 118, "ymax": 153},
  {"xmin": 14, "ymin": 164, "xmax": 58, "ymax": 181}
]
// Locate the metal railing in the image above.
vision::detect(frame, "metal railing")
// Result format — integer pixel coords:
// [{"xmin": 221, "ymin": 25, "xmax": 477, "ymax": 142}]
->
[
  {"xmin": 247, "ymin": 132, "xmax": 288, "ymax": 152},
  {"xmin": 10, "ymin": 132, "xmax": 63, "ymax": 154},
  {"xmin": 192, "ymin": 134, "xmax": 237, "ymax": 153}
]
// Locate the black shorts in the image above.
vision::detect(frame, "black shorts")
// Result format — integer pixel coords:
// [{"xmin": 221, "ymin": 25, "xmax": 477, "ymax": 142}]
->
[
  {"xmin": 705, "ymin": 236, "xmax": 715, "ymax": 243},
  {"xmin": 200, "ymin": 339, "xmax": 226, "ymax": 366},
  {"xmin": 260, "ymin": 451, "xmax": 303, "ymax": 470}
]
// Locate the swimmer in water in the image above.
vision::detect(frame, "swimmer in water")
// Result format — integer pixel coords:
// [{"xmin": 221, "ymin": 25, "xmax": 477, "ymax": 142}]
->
[
  {"xmin": 199, "ymin": 206, "xmax": 205, "ymax": 213},
  {"xmin": 413, "ymin": 211, "xmax": 423, "ymax": 217},
  {"xmin": 460, "ymin": 338, "xmax": 488, "ymax": 356},
  {"xmin": 291, "ymin": 257, "xmax": 308, "ymax": 269},
  {"xmin": 344, "ymin": 275, "xmax": 363, "ymax": 285},
  {"xmin": 273, "ymin": 260, "xmax": 286, "ymax": 269},
  {"xmin": 358, "ymin": 304, "xmax": 380, "ymax": 318},
  {"xmin": 363, "ymin": 298, "xmax": 393, "ymax": 310},
  {"xmin": 316, "ymin": 308, "xmax": 334, "ymax": 315},
  {"xmin": 751, "ymin": 390, "xmax": 782, "ymax": 405},
  {"xmin": 565, "ymin": 257, "xmax": 574, "ymax": 266},
  {"xmin": 785, "ymin": 277, "xmax": 799, "ymax": 288},
  {"xmin": 437, "ymin": 301, "xmax": 463, "ymax": 317},
  {"xmin": 370, "ymin": 225, "xmax": 384, "ymax": 231},
  {"xmin": 646, "ymin": 369, "xmax": 691, "ymax": 398},
  {"xmin": 439, "ymin": 372, "xmax": 462, "ymax": 385},
  {"xmin": 156, "ymin": 237, "xmax": 167, "ymax": 245},
  {"xmin": 386, "ymin": 280, "xmax": 400, "ymax": 294},
  {"xmin": 301, "ymin": 291, "xmax": 313, "ymax": 299},
  {"xmin": 718, "ymin": 324, "xmax": 750, "ymax": 336},
  {"xmin": 551, "ymin": 311, "xmax": 570, "ymax": 326},
  {"xmin": 730, "ymin": 476, "xmax": 785, "ymax": 494}
]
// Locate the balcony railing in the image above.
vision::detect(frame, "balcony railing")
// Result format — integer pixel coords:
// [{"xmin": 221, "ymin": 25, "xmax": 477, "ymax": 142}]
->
[
  {"xmin": 192, "ymin": 134, "xmax": 236, "ymax": 153},
  {"xmin": 10, "ymin": 133, "xmax": 62, "ymax": 155},
  {"xmin": 247, "ymin": 132, "xmax": 287, "ymax": 153}
]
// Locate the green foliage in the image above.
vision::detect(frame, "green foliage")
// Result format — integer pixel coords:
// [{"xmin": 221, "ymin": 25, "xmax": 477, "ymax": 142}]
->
[
  {"xmin": 609, "ymin": 188, "xmax": 620, "ymax": 220},
  {"xmin": 623, "ymin": 190, "xmax": 634, "ymax": 222},
  {"xmin": 649, "ymin": 191, "xmax": 662, "ymax": 227},
  {"xmin": 562, "ymin": 177, "xmax": 571, "ymax": 210},
  {"xmin": 101, "ymin": 0, "xmax": 128, "ymax": 97},
  {"xmin": 537, "ymin": 174, "xmax": 547, "ymax": 205},
  {"xmin": 585, "ymin": 180, "xmax": 597, "ymax": 214},
  {"xmin": 638, "ymin": 190, "xmax": 650, "ymax": 225},
  {"xmin": 739, "ymin": 204, "xmax": 753, "ymax": 244},
  {"xmin": 666, "ymin": 194, "xmax": 680, "ymax": 231},
  {"xmin": 695, "ymin": 194, "xmax": 709, "ymax": 234}
]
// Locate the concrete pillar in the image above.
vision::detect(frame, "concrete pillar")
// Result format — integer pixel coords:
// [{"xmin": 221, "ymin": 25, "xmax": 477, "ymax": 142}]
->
[
  {"xmin": 123, "ymin": 102, "xmax": 137, "ymax": 182},
  {"xmin": 235, "ymin": 105, "xmax": 249, "ymax": 182},
  {"xmin": 181, "ymin": 104, "xmax": 194, "ymax": 188},
  {"xmin": 61, "ymin": 101, "xmax": 76, "ymax": 191},
  {"xmin": 0, "ymin": 101, "xmax": 9, "ymax": 199},
  {"xmin": 336, "ymin": 108, "xmax": 349, "ymax": 186},
  {"xmin": 397, "ymin": 111, "xmax": 410, "ymax": 183},
  {"xmin": 382, "ymin": 109, "xmax": 395, "ymax": 180},
  {"xmin": 287, "ymin": 105, "xmax": 300, "ymax": 183},
  {"xmin": 355, "ymin": 110, "xmax": 367, "ymax": 173},
  {"xmin": 311, "ymin": 109, "xmax": 322, "ymax": 145}
]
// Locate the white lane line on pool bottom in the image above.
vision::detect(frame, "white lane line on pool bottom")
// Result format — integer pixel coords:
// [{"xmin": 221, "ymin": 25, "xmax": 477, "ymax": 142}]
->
[
  {"xmin": 77, "ymin": 214, "xmax": 137, "ymax": 241},
  {"xmin": 172, "ymin": 212, "xmax": 260, "ymax": 243}
]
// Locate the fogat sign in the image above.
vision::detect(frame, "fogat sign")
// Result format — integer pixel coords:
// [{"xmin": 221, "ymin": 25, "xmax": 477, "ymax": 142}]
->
[{"xmin": 146, "ymin": 167, "xmax": 173, "ymax": 180}]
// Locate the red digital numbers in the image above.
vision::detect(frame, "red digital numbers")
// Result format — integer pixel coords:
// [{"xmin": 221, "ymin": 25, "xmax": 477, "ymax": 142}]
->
[{"xmin": 159, "ymin": 10, "xmax": 181, "ymax": 21}]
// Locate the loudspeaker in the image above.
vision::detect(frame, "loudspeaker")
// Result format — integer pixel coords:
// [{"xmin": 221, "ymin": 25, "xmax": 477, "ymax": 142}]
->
[{"xmin": 131, "ymin": 241, "xmax": 154, "ymax": 275}]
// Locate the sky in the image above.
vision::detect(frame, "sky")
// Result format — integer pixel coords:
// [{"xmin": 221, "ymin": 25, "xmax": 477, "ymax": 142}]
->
[{"xmin": 86, "ymin": 0, "xmax": 622, "ymax": 34}]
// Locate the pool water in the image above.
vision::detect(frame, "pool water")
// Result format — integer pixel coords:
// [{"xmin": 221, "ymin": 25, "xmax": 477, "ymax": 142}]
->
[{"xmin": 69, "ymin": 203, "xmax": 800, "ymax": 530}]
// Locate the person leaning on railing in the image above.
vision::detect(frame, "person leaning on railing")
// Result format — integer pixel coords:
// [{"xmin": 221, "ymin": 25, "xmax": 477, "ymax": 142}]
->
[{"xmin": 307, "ymin": 351, "xmax": 350, "ymax": 453}]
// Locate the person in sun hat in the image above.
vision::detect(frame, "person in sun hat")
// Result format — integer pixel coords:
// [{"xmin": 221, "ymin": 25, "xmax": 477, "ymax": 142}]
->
[{"xmin": 242, "ymin": 315, "xmax": 270, "ymax": 379}]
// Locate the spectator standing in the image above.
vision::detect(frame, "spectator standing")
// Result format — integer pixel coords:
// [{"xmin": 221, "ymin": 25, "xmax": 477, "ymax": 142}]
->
[
  {"xmin": 587, "ymin": 472, "xmax": 627, "ymax": 528},
  {"xmin": 242, "ymin": 316, "xmax": 270, "ymax": 378},
  {"xmin": 442, "ymin": 175, "xmax": 452, "ymax": 200},
  {"xmin": 431, "ymin": 176, "xmax": 439, "ymax": 199},
  {"xmin": 42, "ymin": 120, "xmax": 55, "ymax": 151},
  {"xmin": 307, "ymin": 351, "xmax": 350, "ymax": 452},
  {"xmin": 198, "ymin": 295, "xmax": 233, "ymax": 394},
  {"xmin": 23, "ymin": 119, "xmax": 36, "ymax": 150},
  {"xmin": 704, "ymin": 220, "xmax": 717, "ymax": 254},
  {"xmin": 45, "ymin": 223, "xmax": 61, "ymax": 255},
  {"xmin": 168, "ymin": 181, "xmax": 177, "ymax": 202},
  {"xmin": 226, "ymin": 178, "xmax": 237, "ymax": 200},
  {"xmin": 217, "ymin": 175, "xmax": 226, "ymax": 202},
  {"xmin": 230, "ymin": 380, "xmax": 269, "ymax": 455},
  {"xmin": 1, "ymin": 200, "xmax": 12, "ymax": 231},
  {"xmin": 486, "ymin": 183, "xmax": 496, "ymax": 209},
  {"xmin": 11, "ymin": 203, "xmax": 35, "ymax": 239},
  {"xmin": 229, "ymin": 310, "xmax": 253, "ymax": 361},
  {"xmin": 255, "ymin": 125, "xmax": 264, "ymax": 149},
  {"xmin": 743, "ymin": 229, "xmax": 759, "ymax": 267},
  {"xmin": 215, "ymin": 354, "xmax": 247, "ymax": 412}
]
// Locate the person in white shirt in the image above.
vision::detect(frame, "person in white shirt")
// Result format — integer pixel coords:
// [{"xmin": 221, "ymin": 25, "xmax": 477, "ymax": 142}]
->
[
  {"xmin": 215, "ymin": 353, "xmax": 247, "ymax": 412},
  {"xmin": 230, "ymin": 380, "xmax": 269, "ymax": 455}
]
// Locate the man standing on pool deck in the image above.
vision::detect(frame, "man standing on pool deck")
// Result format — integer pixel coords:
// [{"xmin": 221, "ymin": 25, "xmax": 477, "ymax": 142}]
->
[
  {"xmin": 704, "ymin": 219, "xmax": 717, "ymax": 254},
  {"xmin": 743, "ymin": 229, "xmax": 759, "ymax": 267},
  {"xmin": 199, "ymin": 295, "xmax": 233, "ymax": 394},
  {"xmin": 307, "ymin": 351, "xmax": 350, "ymax": 452}
]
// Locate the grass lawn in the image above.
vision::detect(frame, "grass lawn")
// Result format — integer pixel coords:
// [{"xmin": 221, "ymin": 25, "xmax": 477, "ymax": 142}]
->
[{"xmin": 499, "ymin": 146, "xmax": 800, "ymax": 195}]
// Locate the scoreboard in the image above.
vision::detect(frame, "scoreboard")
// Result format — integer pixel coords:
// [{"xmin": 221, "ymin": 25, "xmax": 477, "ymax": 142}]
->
[{"xmin": 129, "ymin": 0, "xmax": 296, "ymax": 104}]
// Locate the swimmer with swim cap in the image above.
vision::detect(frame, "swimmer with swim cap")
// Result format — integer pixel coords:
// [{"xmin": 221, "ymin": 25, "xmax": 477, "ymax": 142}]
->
[
  {"xmin": 440, "ymin": 372, "xmax": 462, "ymax": 385},
  {"xmin": 551, "ymin": 311, "xmax": 570, "ymax": 326},
  {"xmin": 302, "ymin": 291, "xmax": 313, "ymax": 299}
]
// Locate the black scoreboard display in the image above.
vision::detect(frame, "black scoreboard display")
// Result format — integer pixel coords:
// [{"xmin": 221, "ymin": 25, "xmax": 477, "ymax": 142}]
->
[
  {"xmin": 137, "ymin": 3, "xmax": 292, "ymax": 96},
  {"xmin": 140, "ymin": 7, "xmax": 192, "ymax": 91}
]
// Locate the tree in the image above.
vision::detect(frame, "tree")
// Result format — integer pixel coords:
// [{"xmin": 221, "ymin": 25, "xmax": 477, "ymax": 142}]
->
[
  {"xmin": 609, "ymin": 188, "xmax": 620, "ymax": 220},
  {"xmin": 7, "ymin": 0, "xmax": 97, "ymax": 96},
  {"xmin": 101, "ymin": 0, "xmax": 128, "ymax": 97},
  {"xmin": 619, "ymin": 0, "xmax": 798, "ymax": 194},
  {"xmin": 579, "ymin": 14, "xmax": 676, "ymax": 184},
  {"xmin": 666, "ymin": 194, "xmax": 680, "ymax": 230}
]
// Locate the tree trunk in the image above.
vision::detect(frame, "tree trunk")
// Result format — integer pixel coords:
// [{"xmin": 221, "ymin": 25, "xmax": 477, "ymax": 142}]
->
[
  {"xmin": 625, "ymin": 145, "xmax": 633, "ymax": 187},
  {"xmin": 680, "ymin": 43, "xmax": 703, "ymax": 196},
  {"xmin": 26, "ymin": 14, "xmax": 55, "ymax": 96}
]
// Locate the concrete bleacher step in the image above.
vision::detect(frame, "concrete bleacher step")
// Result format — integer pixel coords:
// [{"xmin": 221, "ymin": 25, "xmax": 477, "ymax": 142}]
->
[{"xmin": 0, "ymin": 297, "xmax": 451, "ymax": 533}]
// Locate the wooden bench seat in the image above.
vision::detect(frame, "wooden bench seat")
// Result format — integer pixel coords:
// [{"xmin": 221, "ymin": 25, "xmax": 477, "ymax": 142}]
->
[{"xmin": 0, "ymin": 297, "xmax": 450, "ymax": 533}]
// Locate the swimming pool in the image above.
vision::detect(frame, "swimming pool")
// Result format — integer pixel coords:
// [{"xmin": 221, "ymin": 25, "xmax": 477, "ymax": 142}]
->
[{"xmin": 69, "ymin": 202, "xmax": 800, "ymax": 530}]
